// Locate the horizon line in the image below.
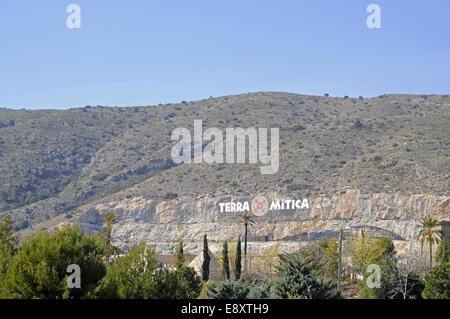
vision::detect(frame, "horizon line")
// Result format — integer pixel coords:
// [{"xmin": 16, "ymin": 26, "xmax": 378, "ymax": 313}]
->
[{"xmin": 1, "ymin": 90, "xmax": 449, "ymax": 111}]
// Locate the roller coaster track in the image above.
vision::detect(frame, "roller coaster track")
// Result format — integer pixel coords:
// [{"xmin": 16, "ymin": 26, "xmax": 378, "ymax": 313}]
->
[{"xmin": 343, "ymin": 225, "xmax": 404, "ymax": 241}]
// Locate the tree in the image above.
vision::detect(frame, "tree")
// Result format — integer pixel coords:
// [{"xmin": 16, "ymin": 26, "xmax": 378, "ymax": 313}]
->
[
  {"xmin": 360, "ymin": 261, "xmax": 424, "ymax": 299},
  {"xmin": 0, "ymin": 243, "xmax": 11, "ymax": 293},
  {"xmin": 374, "ymin": 237, "xmax": 395, "ymax": 259},
  {"xmin": 345, "ymin": 234, "xmax": 394, "ymax": 274},
  {"xmin": 205, "ymin": 280, "xmax": 249, "ymax": 299},
  {"xmin": 417, "ymin": 216, "xmax": 442, "ymax": 269},
  {"xmin": 216, "ymin": 240, "xmax": 238, "ymax": 277},
  {"xmin": 239, "ymin": 212, "xmax": 255, "ymax": 270},
  {"xmin": 1, "ymin": 225, "xmax": 106, "ymax": 299},
  {"xmin": 345, "ymin": 233, "xmax": 371, "ymax": 274},
  {"xmin": 101, "ymin": 212, "xmax": 119, "ymax": 260},
  {"xmin": 247, "ymin": 279, "xmax": 271, "ymax": 299},
  {"xmin": 97, "ymin": 243, "xmax": 159, "ymax": 298},
  {"xmin": 0, "ymin": 216, "xmax": 19, "ymax": 293},
  {"xmin": 273, "ymin": 252, "xmax": 342, "ymax": 299},
  {"xmin": 201, "ymin": 234, "xmax": 210, "ymax": 281},
  {"xmin": 388, "ymin": 262, "xmax": 424, "ymax": 299},
  {"xmin": 316, "ymin": 238, "xmax": 329, "ymax": 259},
  {"xmin": 239, "ymin": 212, "xmax": 255, "ymax": 256},
  {"xmin": 422, "ymin": 263, "xmax": 450, "ymax": 299},
  {"xmin": 205, "ymin": 279, "xmax": 271, "ymax": 299},
  {"xmin": 0, "ymin": 215, "xmax": 18, "ymax": 255},
  {"xmin": 174, "ymin": 266, "xmax": 202, "ymax": 299},
  {"xmin": 173, "ymin": 237, "xmax": 185, "ymax": 269},
  {"xmin": 98, "ymin": 243, "xmax": 201, "ymax": 299},
  {"xmin": 102, "ymin": 212, "xmax": 117, "ymax": 243},
  {"xmin": 435, "ymin": 240, "xmax": 450, "ymax": 264},
  {"xmin": 152, "ymin": 267, "xmax": 202, "ymax": 299},
  {"xmin": 235, "ymin": 238, "xmax": 242, "ymax": 280},
  {"xmin": 171, "ymin": 230, "xmax": 185, "ymax": 269},
  {"xmin": 222, "ymin": 240, "xmax": 230, "ymax": 280},
  {"xmin": 323, "ymin": 238, "xmax": 339, "ymax": 280}
]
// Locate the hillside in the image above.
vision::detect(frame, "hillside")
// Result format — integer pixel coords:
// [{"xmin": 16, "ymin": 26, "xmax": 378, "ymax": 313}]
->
[{"xmin": 0, "ymin": 92, "xmax": 449, "ymax": 235}]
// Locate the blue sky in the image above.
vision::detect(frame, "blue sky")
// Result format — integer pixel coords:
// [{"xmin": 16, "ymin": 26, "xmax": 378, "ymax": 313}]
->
[{"xmin": 1, "ymin": 0, "xmax": 449, "ymax": 109}]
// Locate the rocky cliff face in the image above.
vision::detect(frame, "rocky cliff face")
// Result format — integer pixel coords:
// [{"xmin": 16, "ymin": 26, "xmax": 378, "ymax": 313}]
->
[
  {"xmin": 69, "ymin": 189, "xmax": 450, "ymax": 258},
  {"xmin": 3, "ymin": 93, "xmax": 450, "ymax": 233}
]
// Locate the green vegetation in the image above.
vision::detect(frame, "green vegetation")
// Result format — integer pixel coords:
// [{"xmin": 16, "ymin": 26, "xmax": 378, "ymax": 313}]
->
[
  {"xmin": 235, "ymin": 238, "xmax": 242, "ymax": 280},
  {"xmin": 344, "ymin": 234, "xmax": 394, "ymax": 274},
  {"xmin": 360, "ymin": 261, "xmax": 424, "ymax": 299},
  {"xmin": 97, "ymin": 243, "xmax": 159, "ymax": 298},
  {"xmin": 2, "ymin": 93, "xmax": 448, "ymax": 233},
  {"xmin": 247, "ymin": 279, "xmax": 271, "ymax": 299},
  {"xmin": 0, "ymin": 216, "xmax": 17, "ymax": 293},
  {"xmin": 422, "ymin": 263, "xmax": 450, "ymax": 299},
  {"xmin": 0, "ymin": 220, "xmax": 448, "ymax": 299},
  {"xmin": 0, "ymin": 224, "xmax": 202, "ymax": 299},
  {"xmin": 205, "ymin": 279, "xmax": 271, "ymax": 299},
  {"xmin": 343, "ymin": 233, "xmax": 429, "ymax": 299},
  {"xmin": 205, "ymin": 279, "xmax": 250, "ymax": 299},
  {"xmin": 239, "ymin": 212, "xmax": 255, "ymax": 260},
  {"xmin": 417, "ymin": 216, "xmax": 442, "ymax": 268},
  {"xmin": 316, "ymin": 237, "xmax": 329, "ymax": 259},
  {"xmin": 0, "ymin": 216, "xmax": 18, "ymax": 255},
  {"xmin": 322, "ymin": 237, "xmax": 339, "ymax": 280},
  {"xmin": 273, "ymin": 252, "xmax": 341, "ymax": 299},
  {"xmin": 0, "ymin": 225, "xmax": 105, "ymax": 299},
  {"xmin": 97, "ymin": 243, "xmax": 201, "ymax": 299},
  {"xmin": 202, "ymin": 234, "xmax": 210, "ymax": 281},
  {"xmin": 101, "ymin": 212, "xmax": 120, "ymax": 260},
  {"xmin": 435, "ymin": 240, "xmax": 450, "ymax": 264},
  {"xmin": 0, "ymin": 243, "xmax": 10, "ymax": 293},
  {"xmin": 221, "ymin": 240, "xmax": 230, "ymax": 280},
  {"xmin": 0, "ymin": 93, "xmax": 449, "ymax": 299},
  {"xmin": 171, "ymin": 233, "xmax": 185, "ymax": 269}
]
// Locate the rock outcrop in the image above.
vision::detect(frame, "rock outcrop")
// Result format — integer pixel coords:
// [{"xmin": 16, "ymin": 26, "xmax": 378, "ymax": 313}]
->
[{"xmin": 72, "ymin": 189, "xmax": 450, "ymax": 257}]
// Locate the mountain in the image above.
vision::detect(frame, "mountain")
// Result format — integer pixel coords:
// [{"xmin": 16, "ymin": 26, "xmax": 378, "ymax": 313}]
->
[{"xmin": 0, "ymin": 92, "xmax": 449, "ymax": 254}]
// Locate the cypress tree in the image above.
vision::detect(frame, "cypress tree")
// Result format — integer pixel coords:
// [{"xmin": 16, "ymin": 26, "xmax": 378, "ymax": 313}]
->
[
  {"xmin": 202, "ymin": 234, "xmax": 210, "ymax": 281},
  {"xmin": 235, "ymin": 238, "xmax": 242, "ymax": 280},
  {"xmin": 222, "ymin": 240, "xmax": 230, "ymax": 280},
  {"xmin": 102, "ymin": 212, "xmax": 118, "ymax": 259},
  {"xmin": 174, "ymin": 239, "xmax": 185, "ymax": 269}
]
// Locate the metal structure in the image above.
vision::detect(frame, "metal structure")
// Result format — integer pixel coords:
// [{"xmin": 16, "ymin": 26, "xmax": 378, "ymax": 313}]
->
[{"xmin": 342, "ymin": 225, "xmax": 404, "ymax": 241}]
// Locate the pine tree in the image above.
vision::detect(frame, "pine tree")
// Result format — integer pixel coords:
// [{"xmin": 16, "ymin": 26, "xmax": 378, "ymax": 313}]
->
[
  {"xmin": 273, "ymin": 252, "xmax": 342, "ymax": 299},
  {"xmin": 222, "ymin": 240, "xmax": 230, "ymax": 280},
  {"xmin": 235, "ymin": 238, "xmax": 242, "ymax": 280},
  {"xmin": 0, "ymin": 215, "xmax": 18, "ymax": 255},
  {"xmin": 202, "ymin": 234, "xmax": 210, "ymax": 281},
  {"xmin": 1, "ymin": 225, "xmax": 106, "ymax": 299}
]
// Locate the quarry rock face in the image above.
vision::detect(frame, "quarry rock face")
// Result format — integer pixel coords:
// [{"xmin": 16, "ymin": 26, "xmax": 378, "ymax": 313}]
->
[{"xmin": 74, "ymin": 189, "xmax": 450, "ymax": 257}]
